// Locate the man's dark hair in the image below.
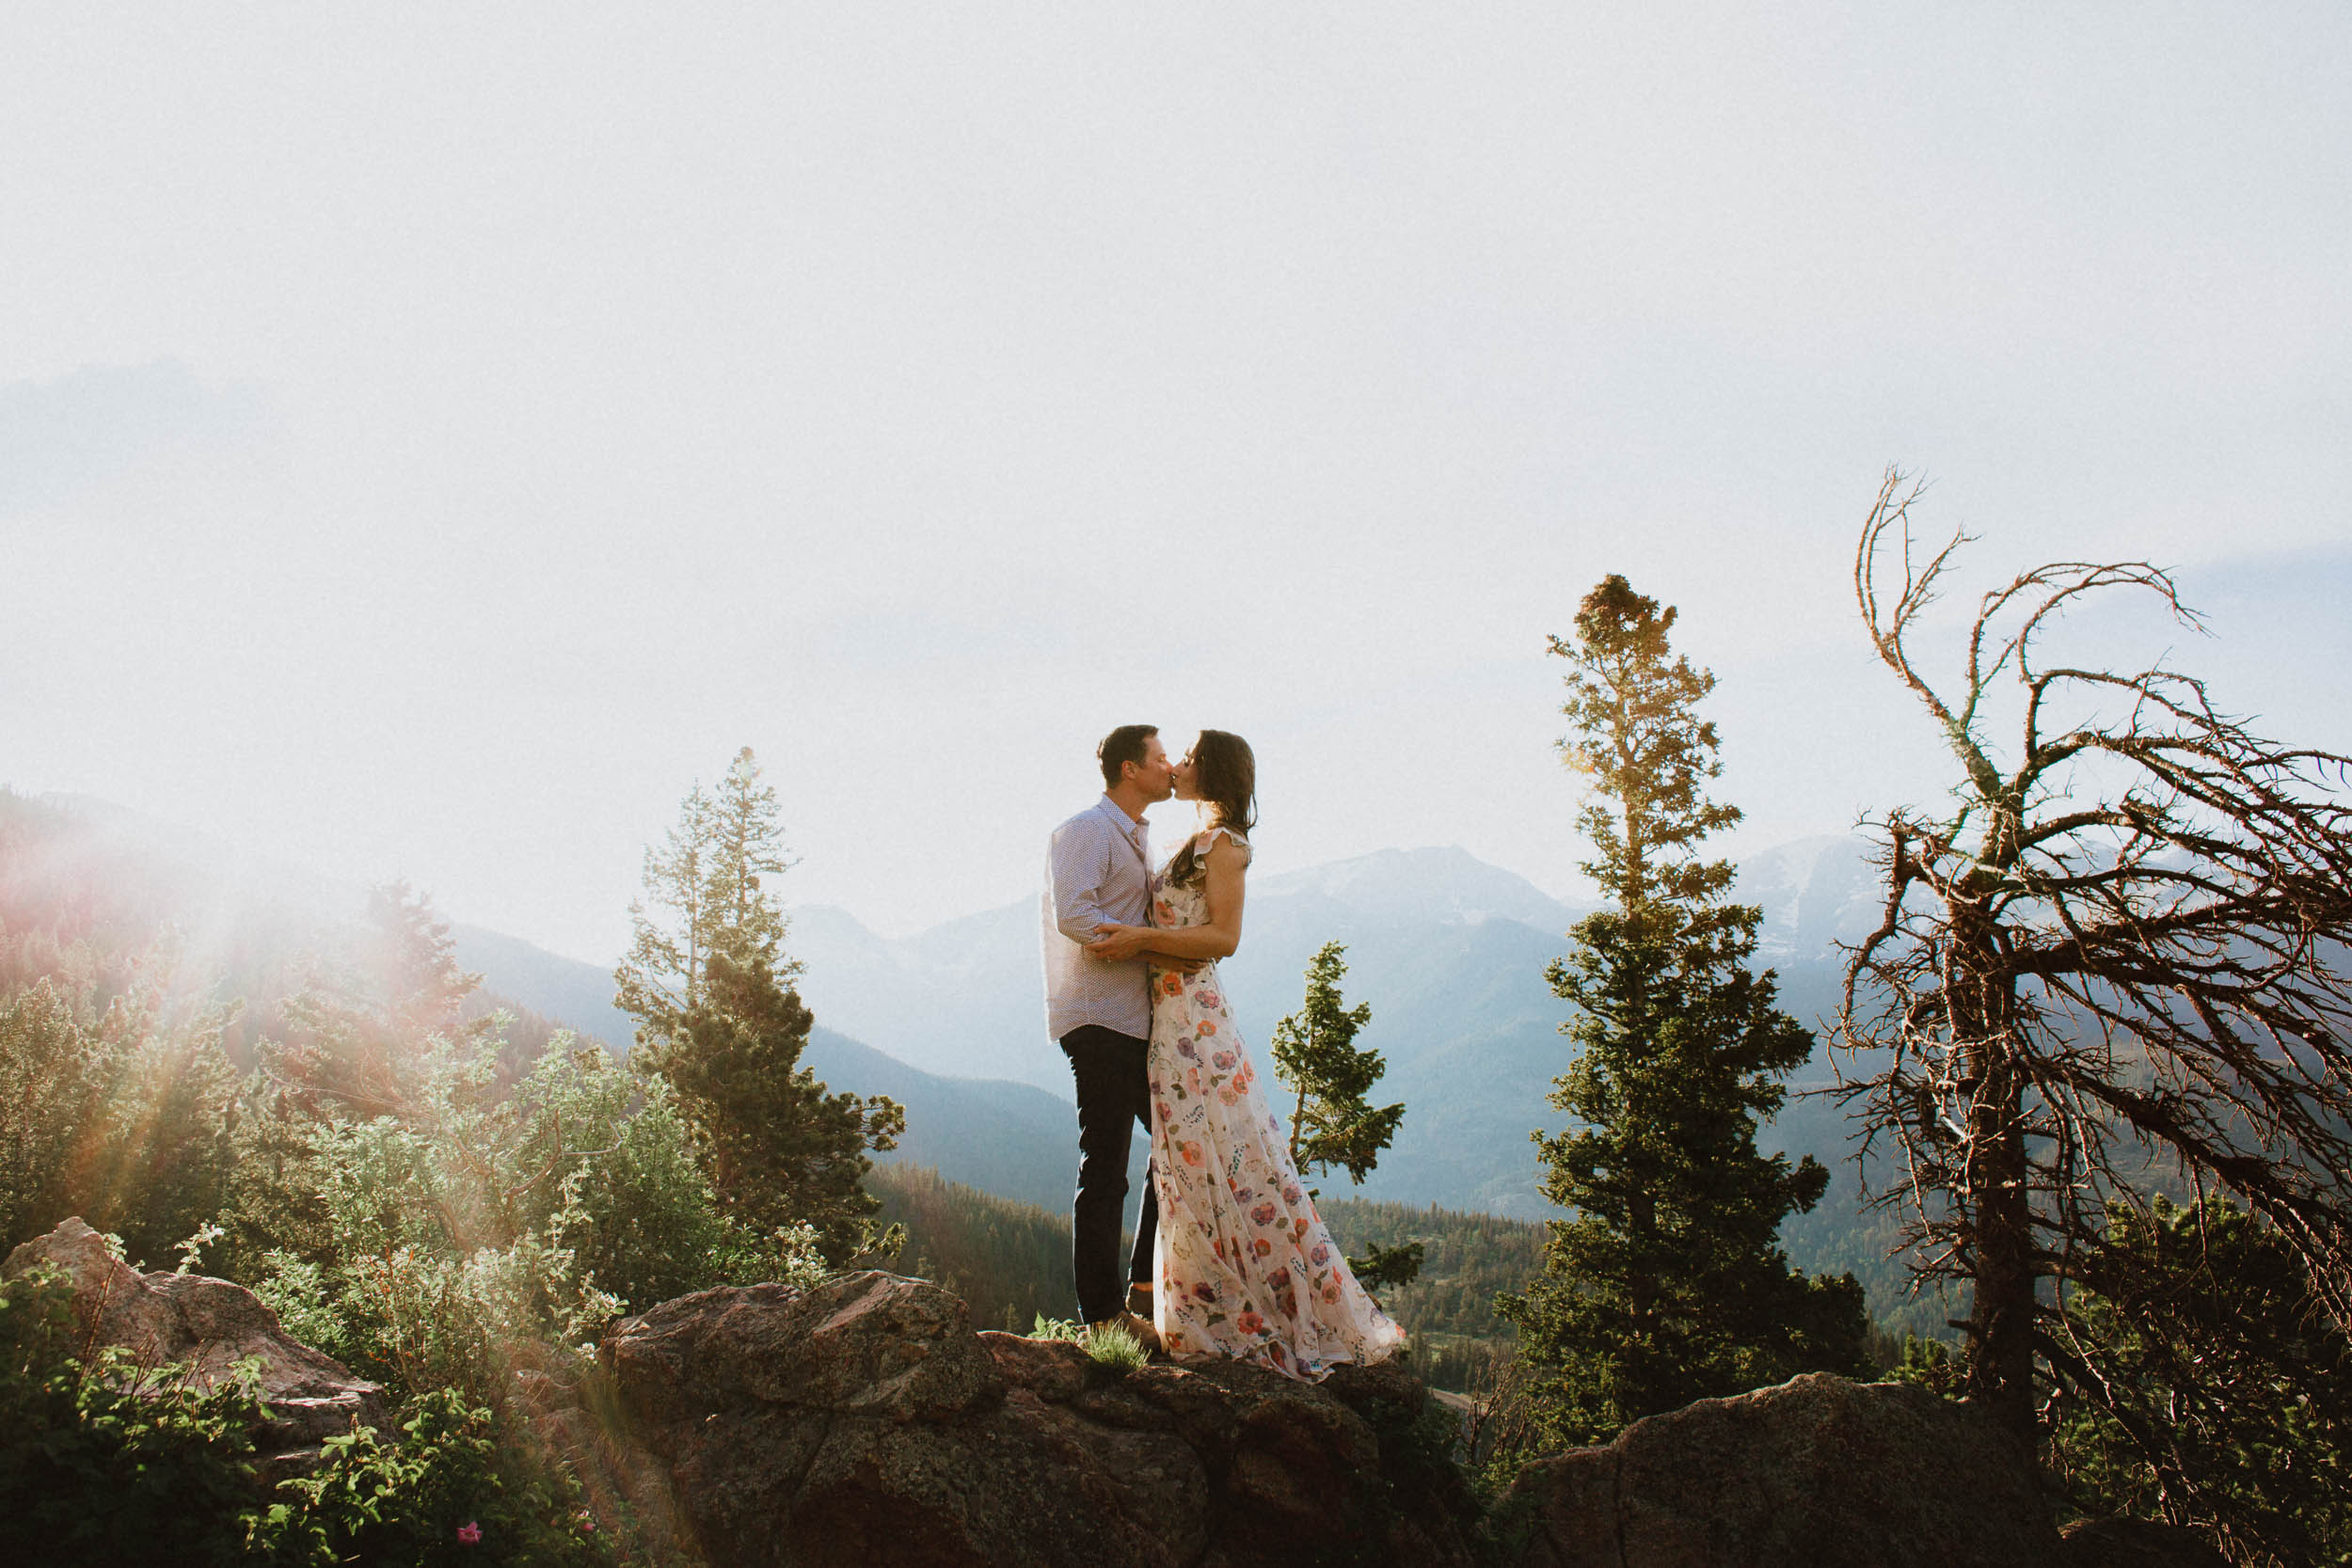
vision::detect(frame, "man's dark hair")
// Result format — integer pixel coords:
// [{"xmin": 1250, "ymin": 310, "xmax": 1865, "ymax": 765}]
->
[{"xmin": 1098, "ymin": 724, "xmax": 1159, "ymax": 790}]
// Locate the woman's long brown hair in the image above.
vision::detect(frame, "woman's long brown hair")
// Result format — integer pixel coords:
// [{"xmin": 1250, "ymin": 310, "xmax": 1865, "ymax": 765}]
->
[{"xmin": 1165, "ymin": 729, "xmax": 1257, "ymax": 887}]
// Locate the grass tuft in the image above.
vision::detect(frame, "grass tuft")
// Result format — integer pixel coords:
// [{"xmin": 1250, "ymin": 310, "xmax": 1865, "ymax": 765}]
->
[{"xmin": 1084, "ymin": 1318, "xmax": 1147, "ymax": 1373}]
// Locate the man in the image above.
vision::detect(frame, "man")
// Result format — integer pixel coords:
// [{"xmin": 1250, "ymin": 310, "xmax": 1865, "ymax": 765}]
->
[{"xmin": 1043, "ymin": 723, "xmax": 1172, "ymax": 1347}]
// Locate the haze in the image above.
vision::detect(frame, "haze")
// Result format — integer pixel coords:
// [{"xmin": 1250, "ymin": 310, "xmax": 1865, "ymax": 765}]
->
[{"xmin": 5, "ymin": 6, "xmax": 2348, "ymax": 962}]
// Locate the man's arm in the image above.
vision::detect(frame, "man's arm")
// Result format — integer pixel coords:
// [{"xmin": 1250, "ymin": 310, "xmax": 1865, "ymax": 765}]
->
[
  {"xmin": 1087, "ymin": 836, "xmax": 1246, "ymax": 961},
  {"xmin": 1048, "ymin": 816, "xmax": 1118, "ymax": 945}
]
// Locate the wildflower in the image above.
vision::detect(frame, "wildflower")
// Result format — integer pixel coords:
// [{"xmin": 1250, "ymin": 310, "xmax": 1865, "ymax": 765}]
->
[{"xmin": 457, "ymin": 1522, "xmax": 483, "ymax": 1545}]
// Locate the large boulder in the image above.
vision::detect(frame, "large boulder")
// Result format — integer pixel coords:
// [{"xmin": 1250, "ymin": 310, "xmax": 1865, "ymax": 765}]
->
[
  {"xmin": 1490, "ymin": 1372, "xmax": 2063, "ymax": 1568},
  {"xmin": 3, "ymin": 1216, "xmax": 387, "ymax": 1471},
  {"xmin": 601, "ymin": 1270, "xmax": 1478, "ymax": 1568}
]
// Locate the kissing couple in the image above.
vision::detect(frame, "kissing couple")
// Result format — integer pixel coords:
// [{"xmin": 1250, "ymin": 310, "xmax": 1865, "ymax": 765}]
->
[{"xmin": 1042, "ymin": 724, "xmax": 1405, "ymax": 1380}]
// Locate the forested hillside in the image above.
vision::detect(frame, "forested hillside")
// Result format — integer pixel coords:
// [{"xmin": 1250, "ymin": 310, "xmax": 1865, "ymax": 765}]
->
[{"xmin": 871, "ymin": 1161, "xmax": 1547, "ymax": 1393}]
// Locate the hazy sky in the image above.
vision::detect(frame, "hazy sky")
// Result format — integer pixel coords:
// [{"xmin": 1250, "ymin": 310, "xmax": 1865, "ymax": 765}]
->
[{"xmin": 6, "ymin": 6, "xmax": 2349, "ymax": 962}]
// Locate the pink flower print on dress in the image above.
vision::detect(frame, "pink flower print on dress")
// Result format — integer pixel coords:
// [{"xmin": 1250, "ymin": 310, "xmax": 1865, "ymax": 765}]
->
[
  {"xmin": 1198, "ymin": 991, "xmax": 1220, "ymax": 1009},
  {"xmin": 1177, "ymin": 1038, "xmax": 1199, "ymax": 1060},
  {"xmin": 1253, "ymin": 1237, "xmax": 1274, "ymax": 1258},
  {"xmin": 1310, "ymin": 1242, "xmax": 1331, "ymax": 1266},
  {"xmin": 1180, "ymin": 1140, "xmax": 1204, "ymax": 1166},
  {"xmin": 1237, "ymin": 1310, "xmax": 1265, "ymax": 1336},
  {"xmin": 1251, "ymin": 1202, "xmax": 1277, "ymax": 1226},
  {"xmin": 1281, "ymin": 1184, "xmax": 1303, "ymax": 1205},
  {"xmin": 1211, "ymin": 1051, "xmax": 1235, "ymax": 1072}
]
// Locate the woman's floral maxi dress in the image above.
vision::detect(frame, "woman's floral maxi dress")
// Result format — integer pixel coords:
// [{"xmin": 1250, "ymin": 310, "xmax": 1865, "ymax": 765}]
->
[{"xmin": 1147, "ymin": 827, "xmax": 1406, "ymax": 1380}]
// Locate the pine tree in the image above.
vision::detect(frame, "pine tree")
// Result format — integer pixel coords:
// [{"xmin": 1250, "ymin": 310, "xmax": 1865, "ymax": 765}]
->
[
  {"xmin": 704, "ymin": 748, "xmax": 796, "ymax": 981},
  {"xmin": 1269, "ymin": 942, "xmax": 1421, "ymax": 1291},
  {"xmin": 1271, "ymin": 942, "xmax": 1399, "ymax": 1183},
  {"xmin": 615, "ymin": 748, "xmax": 903, "ymax": 1265},
  {"xmin": 1500, "ymin": 575, "xmax": 1867, "ymax": 1449},
  {"xmin": 614, "ymin": 781, "xmax": 717, "ymax": 1037},
  {"xmin": 652, "ymin": 950, "xmax": 904, "ymax": 1263},
  {"xmin": 616, "ymin": 749, "xmax": 801, "ymax": 1038}
]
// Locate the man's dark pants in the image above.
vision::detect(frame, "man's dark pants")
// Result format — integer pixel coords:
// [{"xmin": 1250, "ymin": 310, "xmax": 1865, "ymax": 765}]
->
[{"xmin": 1059, "ymin": 1023, "xmax": 1158, "ymax": 1324}]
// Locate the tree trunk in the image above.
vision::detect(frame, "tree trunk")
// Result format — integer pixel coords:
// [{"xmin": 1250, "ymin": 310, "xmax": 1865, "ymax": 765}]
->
[{"xmin": 1953, "ymin": 916, "xmax": 2038, "ymax": 1443}]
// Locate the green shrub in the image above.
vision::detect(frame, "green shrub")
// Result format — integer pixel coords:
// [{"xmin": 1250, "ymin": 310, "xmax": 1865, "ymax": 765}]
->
[
  {"xmin": 1029, "ymin": 1312, "xmax": 1085, "ymax": 1343},
  {"xmin": 249, "ymin": 1387, "xmax": 605, "ymax": 1567},
  {"xmin": 0, "ymin": 1272, "xmax": 268, "ymax": 1567}
]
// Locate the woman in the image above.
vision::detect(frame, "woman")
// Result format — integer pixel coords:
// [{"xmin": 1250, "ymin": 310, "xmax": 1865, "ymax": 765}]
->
[{"xmin": 1086, "ymin": 731, "xmax": 1406, "ymax": 1380}]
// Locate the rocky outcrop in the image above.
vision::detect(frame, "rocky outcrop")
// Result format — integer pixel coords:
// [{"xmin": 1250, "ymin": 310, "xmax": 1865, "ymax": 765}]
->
[
  {"xmin": 1489, "ymin": 1371, "xmax": 2062, "ymax": 1568},
  {"xmin": 4, "ymin": 1216, "xmax": 387, "ymax": 1473},
  {"xmin": 601, "ymin": 1270, "xmax": 1478, "ymax": 1568},
  {"xmin": 11, "ymin": 1217, "xmax": 2218, "ymax": 1567}
]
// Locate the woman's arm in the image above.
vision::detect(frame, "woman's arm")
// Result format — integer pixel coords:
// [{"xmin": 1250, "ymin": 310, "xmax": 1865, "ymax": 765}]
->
[{"xmin": 1086, "ymin": 836, "xmax": 1247, "ymax": 961}]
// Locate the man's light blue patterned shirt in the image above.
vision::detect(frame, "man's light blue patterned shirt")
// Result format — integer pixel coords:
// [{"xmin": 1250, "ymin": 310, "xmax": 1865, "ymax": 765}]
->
[{"xmin": 1041, "ymin": 796, "xmax": 1153, "ymax": 1040}]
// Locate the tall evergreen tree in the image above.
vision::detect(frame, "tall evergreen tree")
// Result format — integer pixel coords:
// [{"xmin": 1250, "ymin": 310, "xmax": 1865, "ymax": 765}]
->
[
  {"xmin": 616, "ymin": 748, "xmax": 801, "ymax": 1037},
  {"xmin": 1269, "ymin": 942, "xmax": 1421, "ymax": 1290},
  {"xmin": 649, "ymin": 950, "xmax": 903, "ymax": 1264},
  {"xmin": 616, "ymin": 749, "xmax": 903, "ymax": 1264},
  {"xmin": 1501, "ymin": 575, "xmax": 1866, "ymax": 1449},
  {"xmin": 614, "ymin": 781, "xmax": 717, "ymax": 1036},
  {"xmin": 704, "ymin": 748, "xmax": 796, "ymax": 981}
]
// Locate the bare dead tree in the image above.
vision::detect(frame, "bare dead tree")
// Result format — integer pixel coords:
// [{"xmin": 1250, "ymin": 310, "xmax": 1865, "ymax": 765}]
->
[{"xmin": 1834, "ymin": 466, "xmax": 2352, "ymax": 1444}]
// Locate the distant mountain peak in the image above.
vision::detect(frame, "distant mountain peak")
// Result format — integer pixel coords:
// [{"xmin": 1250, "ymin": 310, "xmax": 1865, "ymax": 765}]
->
[{"xmin": 1255, "ymin": 845, "xmax": 1583, "ymax": 930}]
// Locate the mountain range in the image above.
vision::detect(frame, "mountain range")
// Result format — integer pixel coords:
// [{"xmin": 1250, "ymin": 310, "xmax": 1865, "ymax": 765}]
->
[
  {"xmin": 454, "ymin": 835, "xmax": 1890, "ymax": 1232},
  {"xmin": 11, "ymin": 792, "xmax": 1924, "ymax": 1323}
]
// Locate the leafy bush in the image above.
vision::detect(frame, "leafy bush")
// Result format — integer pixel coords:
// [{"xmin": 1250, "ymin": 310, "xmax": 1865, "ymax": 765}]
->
[
  {"xmin": 0, "ymin": 980, "xmax": 238, "ymax": 1264},
  {"xmin": 0, "ymin": 1271, "xmax": 267, "ymax": 1567},
  {"xmin": 250, "ymin": 1030, "xmax": 825, "ymax": 1408},
  {"xmin": 1, "ymin": 1270, "xmax": 608, "ymax": 1567},
  {"xmin": 249, "ymin": 1388, "xmax": 604, "ymax": 1567}
]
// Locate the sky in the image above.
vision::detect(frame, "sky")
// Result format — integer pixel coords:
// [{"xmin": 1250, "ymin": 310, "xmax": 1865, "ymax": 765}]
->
[{"xmin": 4, "ymin": 6, "xmax": 2349, "ymax": 962}]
